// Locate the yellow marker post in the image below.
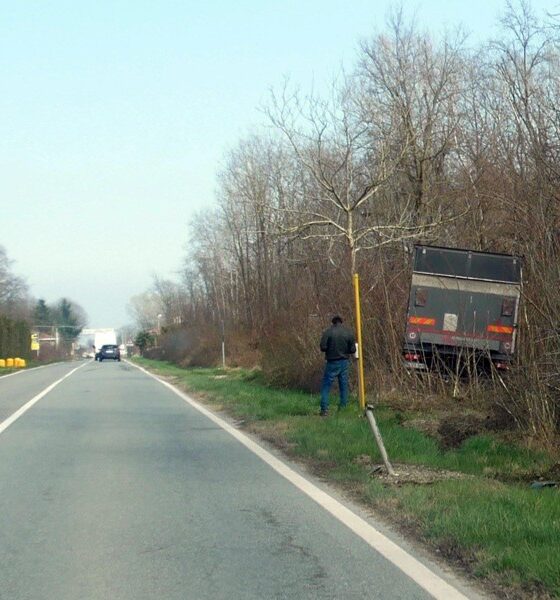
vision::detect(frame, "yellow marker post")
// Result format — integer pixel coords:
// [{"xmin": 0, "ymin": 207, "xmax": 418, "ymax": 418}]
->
[{"xmin": 353, "ymin": 273, "xmax": 366, "ymax": 411}]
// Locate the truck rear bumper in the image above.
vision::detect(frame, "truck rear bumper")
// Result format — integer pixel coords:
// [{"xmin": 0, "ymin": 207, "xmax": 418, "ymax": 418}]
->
[{"xmin": 402, "ymin": 343, "xmax": 512, "ymax": 371}]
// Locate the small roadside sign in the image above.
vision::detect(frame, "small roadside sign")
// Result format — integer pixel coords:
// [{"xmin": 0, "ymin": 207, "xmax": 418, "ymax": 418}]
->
[{"xmin": 31, "ymin": 333, "xmax": 40, "ymax": 351}]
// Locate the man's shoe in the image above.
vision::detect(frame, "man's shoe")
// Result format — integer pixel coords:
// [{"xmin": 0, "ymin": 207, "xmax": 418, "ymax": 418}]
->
[{"xmin": 319, "ymin": 409, "xmax": 329, "ymax": 417}]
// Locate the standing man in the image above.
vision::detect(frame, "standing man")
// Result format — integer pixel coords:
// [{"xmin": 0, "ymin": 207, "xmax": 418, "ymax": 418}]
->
[{"xmin": 319, "ymin": 315, "xmax": 356, "ymax": 416}]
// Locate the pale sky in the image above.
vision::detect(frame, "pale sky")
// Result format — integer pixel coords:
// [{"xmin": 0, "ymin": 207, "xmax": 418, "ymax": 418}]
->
[{"xmin": 0, "ymin": 0, "xmax": 552, "ymax": 328}]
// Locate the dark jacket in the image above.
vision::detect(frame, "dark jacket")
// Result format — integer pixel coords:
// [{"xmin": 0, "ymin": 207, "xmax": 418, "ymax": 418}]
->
[{"xmin": 320, "ymin": 324, "xmax": 356, "ymax": 361}]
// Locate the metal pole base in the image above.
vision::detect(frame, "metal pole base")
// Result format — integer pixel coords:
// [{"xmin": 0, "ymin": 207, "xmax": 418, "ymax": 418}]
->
[{"xmin": 365, "ymin": 404, "xmax": 396, "ymax": 477}]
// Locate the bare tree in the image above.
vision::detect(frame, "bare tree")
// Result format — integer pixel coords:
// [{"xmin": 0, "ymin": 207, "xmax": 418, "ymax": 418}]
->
[
  {"xmin": 358, "ymin": 9, "xmax": 467, "ymax": 234},
  {"xmin": 266, "ymin": 70, "xmax": 464, "ymax": 283},
  {"xmin": 0, "ymin": 245, "xmax": 31, "ymax": 320},
  {"xmin": 152, "ymin": 276, "xmax": 188, "ymax": 327},
  {"xmin": 127, "ymin": 291, "xmax": 163, "ymax": 331}
]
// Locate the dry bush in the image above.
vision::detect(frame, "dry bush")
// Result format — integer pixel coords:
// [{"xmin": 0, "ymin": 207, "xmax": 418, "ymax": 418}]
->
[
  {"xmin": 186, "ymin": 336, "xmax": 221, "ymax": 367},
  {"xmin": 496, "ymin": 321, "xmax": 560, "ymax": 448},
  {"xmin": 158, "ymin": 324, "xmax": 219, "ymax": 367},
  {"xmin": 221, "ymin": 330, "xmax": 261, "ymax": 368},
  {"xmin": 494, "ymin": 366, "xmax": 559, "ymax": 450},
  {"xmin": 261, "ymin": 319, "xmax": 325, "ymax": 392},
  {"xmin": 35, "ymin": 344, "xmax": 68, "ymax": 362},
  {"xmin": 159, "ymin": 324, "xmax": 261, "ymax": 369},
  {"xmin": 159, "ymin": 327, "xmax": 193, "ymax": 363}
]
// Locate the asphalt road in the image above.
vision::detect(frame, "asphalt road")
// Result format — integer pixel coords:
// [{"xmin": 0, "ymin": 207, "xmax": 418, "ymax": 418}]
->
[{"xmin": 0, "ymin": 361, "xmax": 478, "ymax": 600}]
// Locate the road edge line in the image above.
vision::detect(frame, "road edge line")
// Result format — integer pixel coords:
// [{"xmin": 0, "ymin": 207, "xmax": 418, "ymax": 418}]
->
[
  {"xmin": 128, "ymin": 361, "xmax": 473, "ymax": 600},
  {"xmin": 0, "ymin": 362, "xmax": 87, "ymax": 436},
  {"xmin": 0, "ymin": 361, "xmax": 74, "ymax": 380}
]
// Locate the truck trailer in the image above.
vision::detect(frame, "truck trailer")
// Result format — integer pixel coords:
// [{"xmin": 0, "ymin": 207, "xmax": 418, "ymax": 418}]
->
[{"xmin": 403, "ymin": 245, "xmax": 522, "ymax": 372}]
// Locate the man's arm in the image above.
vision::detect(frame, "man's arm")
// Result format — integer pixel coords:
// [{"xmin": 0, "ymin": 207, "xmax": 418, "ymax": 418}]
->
[{"xmin": 320, "ymin": 330, "xmax": 329, "ymax": 352}]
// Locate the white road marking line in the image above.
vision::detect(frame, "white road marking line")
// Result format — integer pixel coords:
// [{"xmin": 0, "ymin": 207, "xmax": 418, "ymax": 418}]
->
[
  {"xmin": 129, "ymin": 361, "xmax": 473, "ymax": 600},
  {"xmin": 0, "ymin": 362, "xmax": 87, "ymax": 436},
  {"xmin": 0, "ymin": 361, "xmax": 71, "ymax": 380}
]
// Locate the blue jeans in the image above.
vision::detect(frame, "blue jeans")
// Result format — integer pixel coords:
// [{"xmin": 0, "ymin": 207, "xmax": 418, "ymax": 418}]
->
[{"xmin": 320, "ymin": 359, "xmax": 349, "ymax": 412}]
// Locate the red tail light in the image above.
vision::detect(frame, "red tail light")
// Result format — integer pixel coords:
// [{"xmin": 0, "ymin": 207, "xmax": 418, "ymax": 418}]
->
[{"xmin": 404, "ymin": 352, "xmax": 420, "ymax": 361}]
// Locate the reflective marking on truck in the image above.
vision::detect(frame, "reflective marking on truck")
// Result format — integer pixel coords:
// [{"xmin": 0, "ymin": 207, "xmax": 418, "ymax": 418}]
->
[
  {"xmin": 408, "ymin": 316, "xmax": 436, "ymax": 326},
  {"xmin": 487, "ymin": 324, "xmax": 514, "ymax": 334}
]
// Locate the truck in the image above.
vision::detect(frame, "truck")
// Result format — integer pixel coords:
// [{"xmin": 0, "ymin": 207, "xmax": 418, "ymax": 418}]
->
[
  {"xmin": 94, "ymin": 329, "xmax": 117, "ymax": 359},
  {"xmin": 403, "ymin": 245, "xmax": 522, "ymax": 372}
]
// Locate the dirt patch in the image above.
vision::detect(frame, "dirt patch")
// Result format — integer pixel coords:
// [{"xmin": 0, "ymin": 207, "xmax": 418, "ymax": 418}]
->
[
  {"xmin": 378, "ymin": 464, "xmax": 469, "ymax": 485},
  {"xmin": 246, "ymin": 421, "xmax": 297, "ymax": 451},
  {"xmin": 402, "ymin": 417, "xmax": 441, "ymax": 439},
  {"xmin": 482, "ymin": 576, "xmax": 557, "ymax": 600},
  {"xmin": 354, "ymin": 455, "xmax": 468, "ymax": 485},
  {"xmin": 433, "ymin": 536, "xmax": 480, "ymax": 572},
  {"xmin": 437, "ymin": 414, "xmax": 489, "ymax": 449},
  {"xmin": 403, "ymin": 412, "xmax": 494, "ymax": 450}
]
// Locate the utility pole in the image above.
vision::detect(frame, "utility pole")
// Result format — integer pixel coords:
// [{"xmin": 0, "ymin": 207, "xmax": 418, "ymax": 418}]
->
[
  {"xmin": 353, "ymin": 273, "xmax": 396, "ymax": 477},
  {"xmin": 353, "ymin": 274, "xmax": 366, "ymax": 411}
]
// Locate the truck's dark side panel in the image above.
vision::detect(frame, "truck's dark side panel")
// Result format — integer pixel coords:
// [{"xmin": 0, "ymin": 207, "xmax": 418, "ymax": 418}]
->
[{"xmin": 404, "ymin": 245, "xmax": 522, "ymax": 370}]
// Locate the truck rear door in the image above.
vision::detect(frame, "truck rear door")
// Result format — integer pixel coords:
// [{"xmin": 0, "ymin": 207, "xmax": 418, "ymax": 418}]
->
[{"xmin": 404, "ymin": 246, "xmax": 521, "ymax": 368}]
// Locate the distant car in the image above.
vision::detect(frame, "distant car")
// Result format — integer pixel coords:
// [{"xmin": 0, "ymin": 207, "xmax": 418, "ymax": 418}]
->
[{"xmin": 98, "ymin": 344, "xmax": 121, "ymax": 362}]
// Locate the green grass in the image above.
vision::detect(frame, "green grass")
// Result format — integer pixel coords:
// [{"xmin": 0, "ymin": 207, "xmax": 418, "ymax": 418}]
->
[
  {"xmin": 397, "ymin": 479, "xmax": 560, "ymax": 596},
  {"xmin": 133, "ymin": 357, "xmax": 560, "ymax": 598},
  {"xmin": 0, "ymin": 368, "xmax": 19, "ymax": 376}
]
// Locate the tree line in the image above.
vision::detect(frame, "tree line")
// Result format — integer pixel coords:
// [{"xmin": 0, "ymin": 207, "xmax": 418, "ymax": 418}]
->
[
  {"xmin": 0, "ymin": 245, "xmax": 87, "ymax": 359},
  {"xmin": 133, "ymin": 2, "xmax": 560, "ymax": 444}
]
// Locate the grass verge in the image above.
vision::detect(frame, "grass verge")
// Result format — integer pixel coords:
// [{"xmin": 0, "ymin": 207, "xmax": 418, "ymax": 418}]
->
[
  {"xmin": 133, "ymin": 358, "xmax": 560, "ymax": 599},
  {"xmin": 0, "ymin": 369, "xmax": 19, "ymax": 376}
]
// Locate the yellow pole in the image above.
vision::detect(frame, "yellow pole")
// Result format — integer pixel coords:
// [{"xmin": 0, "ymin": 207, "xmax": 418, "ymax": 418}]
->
[{"xmin": 353, "ymin": 273, "xmax": 366, "ymax": 411}]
